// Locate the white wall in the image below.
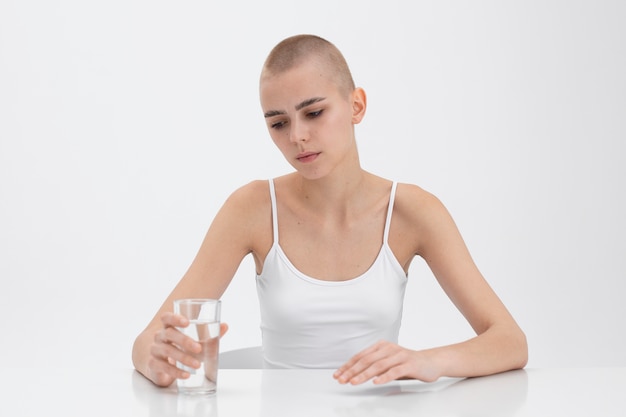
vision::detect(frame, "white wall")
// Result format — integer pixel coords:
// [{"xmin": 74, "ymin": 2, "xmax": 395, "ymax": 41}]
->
[{"xmin": 1, "ymin": 0, "xmax": 624, "ymax": 371}]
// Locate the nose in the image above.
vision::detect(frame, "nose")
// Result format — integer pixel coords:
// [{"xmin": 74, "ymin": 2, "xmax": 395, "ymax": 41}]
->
[{"xmin": 289, "ymin": 118, "xmax": 308, "ymax": 144}]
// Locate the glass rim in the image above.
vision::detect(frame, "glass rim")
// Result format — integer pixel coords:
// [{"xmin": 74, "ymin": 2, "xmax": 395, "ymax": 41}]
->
[{"xmin": 173, "ymin": 298, "xmax": 220, "ymax": 305}]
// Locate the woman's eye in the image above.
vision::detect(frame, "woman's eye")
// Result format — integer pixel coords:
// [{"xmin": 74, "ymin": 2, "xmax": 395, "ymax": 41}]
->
[
  {"xmin": 307, "ymin": 110, "xmax": 323, "ymax": 119},
  {"xmin": 271, "ymin": 121, "xmax": 287, "ymax": 130}
]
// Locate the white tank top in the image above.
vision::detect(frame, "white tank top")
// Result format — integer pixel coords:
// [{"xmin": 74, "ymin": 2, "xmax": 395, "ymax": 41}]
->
[{"xmin": 256, "ymin": 179, "xmax": 408, "ymax": 369}]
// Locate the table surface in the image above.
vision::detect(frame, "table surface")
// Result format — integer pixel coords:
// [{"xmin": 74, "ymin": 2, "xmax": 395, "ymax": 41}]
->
[{"xmin": 1, "ymin": 367, "xmax": 624, "ymax": 416}]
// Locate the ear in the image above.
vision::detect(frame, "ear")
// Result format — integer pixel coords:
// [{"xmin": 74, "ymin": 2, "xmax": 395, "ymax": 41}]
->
[{"xmin": 351, "ymin": 87, "xmax": 367, "ymax": 124}]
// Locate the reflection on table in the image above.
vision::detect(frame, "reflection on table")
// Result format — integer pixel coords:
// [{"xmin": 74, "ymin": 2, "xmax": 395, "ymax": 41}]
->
[
  {"xmin": 1, "ymin": 367, "xmax": 624, "ymax": 416},
  {"xmin": 131, "ymin": 367, "xmax": 624, "ymax": 417}
]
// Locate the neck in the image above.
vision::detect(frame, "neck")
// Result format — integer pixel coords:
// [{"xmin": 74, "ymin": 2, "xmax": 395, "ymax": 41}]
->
[{"xmin": 295, "ymin": 167, "xmax": 372, "ymax": 215}]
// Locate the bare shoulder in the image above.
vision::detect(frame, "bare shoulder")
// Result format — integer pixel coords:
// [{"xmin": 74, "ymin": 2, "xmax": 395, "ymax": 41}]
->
[
  {"xmin": 394, "ymin": 182, "xmax": 448, "ymax": 220},
  {"xmin": 219, "ymin": 179, "xmax": 272, "ymax": 227},
  {"xmin": 391, "ymin": 183, "xmax": 458, "ymax": 257},
  {"xmin": 223, "ymin": 179, "xmax": 271, "ymax": 211},
  {"xmin": 217, "ymin": 179, "xmax": 273, "ymax": 253}
]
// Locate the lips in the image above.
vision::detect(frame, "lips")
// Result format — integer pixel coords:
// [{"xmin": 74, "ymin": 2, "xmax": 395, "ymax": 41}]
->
[{"xmin": 296, "ymin": 152, "xmax": 320, "ymax": 163}]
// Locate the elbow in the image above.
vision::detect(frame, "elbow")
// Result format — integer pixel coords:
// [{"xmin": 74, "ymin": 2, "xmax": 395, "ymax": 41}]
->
[
  {"xmin": 511, "ymin": 327, "xmax": 529, "ymax": 370},
  {"xmin": 131, "ymin": 334, "xmax": 146, "ymax": 373},
  {"xmin": 131, "ymin": 337, "xmax": 140, "ymax": 371}
]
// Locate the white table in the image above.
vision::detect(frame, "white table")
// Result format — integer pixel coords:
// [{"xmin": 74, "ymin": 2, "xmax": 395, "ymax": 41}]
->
[{"xmin": 1, "ymin": 367, "xmax": 624, "ymax": 416}]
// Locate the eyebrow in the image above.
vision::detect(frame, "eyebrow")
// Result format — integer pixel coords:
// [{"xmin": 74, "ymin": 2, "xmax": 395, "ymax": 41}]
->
[{"xmin": 264, "ymin": 97, "xmax": 326, "ymax": 118}]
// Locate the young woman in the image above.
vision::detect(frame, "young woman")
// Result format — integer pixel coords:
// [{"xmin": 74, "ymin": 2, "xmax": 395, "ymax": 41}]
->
[{"xmin": 132, "ymin": 34, "xmax": 527, "ymax": 388}]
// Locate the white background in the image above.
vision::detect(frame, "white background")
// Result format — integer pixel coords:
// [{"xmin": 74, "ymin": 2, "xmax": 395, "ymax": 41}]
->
[{"xmin": 1, "ymin": 0, "xmax": 624, "ymax": 371}]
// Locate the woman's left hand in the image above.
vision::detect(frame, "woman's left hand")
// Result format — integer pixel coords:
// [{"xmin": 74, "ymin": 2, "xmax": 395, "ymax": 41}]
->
[{"xmin": 333, "ymin": 340, "xmax": 440, "ymax": 385}]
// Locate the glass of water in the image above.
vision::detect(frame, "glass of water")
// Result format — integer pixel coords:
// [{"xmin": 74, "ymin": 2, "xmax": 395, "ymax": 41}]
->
[{"xmin": 173, "ymin": 299, "xmax": 221, "ymax": 395}]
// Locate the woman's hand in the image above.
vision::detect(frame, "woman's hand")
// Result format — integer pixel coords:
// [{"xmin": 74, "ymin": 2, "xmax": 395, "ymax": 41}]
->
[
  {"xmin": 333, "ymin": 340, "xmax": 439, "ymax": 385},
  {"xmin": 145, "ymin": 312, "xmax": 229, "ymax": 387}
]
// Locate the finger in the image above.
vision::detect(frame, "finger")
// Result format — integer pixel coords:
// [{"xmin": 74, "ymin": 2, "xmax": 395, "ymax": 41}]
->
[
  {"xmin": 372, "ymin": 365, "xmax": 407, "ymax": 385},
  {"xmin": 151, "ymin": 338, "xmax": 201, "ymax": 370},
  {"xmin": 219, "ymin": 322, "xmax": 229, "ymax": 339},
  {"xmin": 347, "ymin": 353, "xmax": 400, "ymax": 385},
  {"xmin": 147, "ymin": 354, "xmax": 188, "ymax": 386},
  {"xmin": 334, "ymin": 341, "xmax": 391, "ymax": 384},
  {"xmin": 157, "ymin": 326, "xmax": 202, "ymax": 354},
  {"xmin": 147, "ymin": 343, "xmax": 193, "ymax": 384},
  {"xmin": 359, "ymin": 348, "xmax": 417, "ymax": 385},
  {"xmin": 334, "ymin": 341, "xmax": 384, "ymax": 377},
  {"xmin": 151, "ymin": 371, "xmax": 176, "ymax": 388},
  {"xmin": 161, "ymin": 312, "xmax": 189, "ymax": 328}
]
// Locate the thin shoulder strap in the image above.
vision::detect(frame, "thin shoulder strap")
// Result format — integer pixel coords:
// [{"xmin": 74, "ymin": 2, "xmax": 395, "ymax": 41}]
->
[
  {"xmin": 268, "ymin": 178, "xmax": 279, "ymax": 244},
  {"xmin": 383, "ymin": 181, "xmax": 398, "ymax": 244}
]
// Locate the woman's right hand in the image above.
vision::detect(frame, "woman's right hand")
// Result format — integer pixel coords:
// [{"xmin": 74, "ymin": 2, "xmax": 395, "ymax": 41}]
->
[
  {"xmin": 143, "ymin": 312, "xmax": 230, "ymax": 387},
  {"xmin": 145, "ymin": 312, "xmax": 202, "ymax": 387}
]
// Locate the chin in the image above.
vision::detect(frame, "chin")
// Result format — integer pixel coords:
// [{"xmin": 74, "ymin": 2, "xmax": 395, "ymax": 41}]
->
[{"xmin": 296, "ymin": 167, "xmax": 326, "ymax": 181}]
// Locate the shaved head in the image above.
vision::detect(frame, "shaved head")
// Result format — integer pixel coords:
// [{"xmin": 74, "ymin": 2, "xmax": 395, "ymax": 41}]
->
[{"xmin": 261, "ymin": 34, "xmax": 356, "ymax": 97}]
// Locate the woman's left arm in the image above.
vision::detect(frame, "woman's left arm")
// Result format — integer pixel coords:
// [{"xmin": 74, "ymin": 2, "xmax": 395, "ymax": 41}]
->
[{"xmin": 334, "ymin": 185, "xmax": 528, "ymax": 385}]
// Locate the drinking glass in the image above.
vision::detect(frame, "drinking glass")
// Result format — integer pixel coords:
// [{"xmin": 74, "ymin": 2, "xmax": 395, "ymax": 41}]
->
[{"xmin": 174, "ymin": 299, "xmax": 221, "ymax": 395}]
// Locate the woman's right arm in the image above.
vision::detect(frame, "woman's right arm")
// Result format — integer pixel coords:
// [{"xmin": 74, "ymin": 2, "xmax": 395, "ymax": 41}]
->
[{"xmin": 131, "ymin": 180, "xmax": 270, "ymax": 386}]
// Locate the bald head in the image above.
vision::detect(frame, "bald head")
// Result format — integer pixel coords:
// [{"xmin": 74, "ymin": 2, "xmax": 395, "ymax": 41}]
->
[{"xmin": 261, "ymin": 34, "xmax": 356, "ymax": 98}]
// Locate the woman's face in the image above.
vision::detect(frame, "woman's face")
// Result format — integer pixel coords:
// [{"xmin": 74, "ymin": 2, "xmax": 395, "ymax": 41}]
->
[{"xmin": 259, "ymin": 60, "xmax": 365, "ymax": 180}]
